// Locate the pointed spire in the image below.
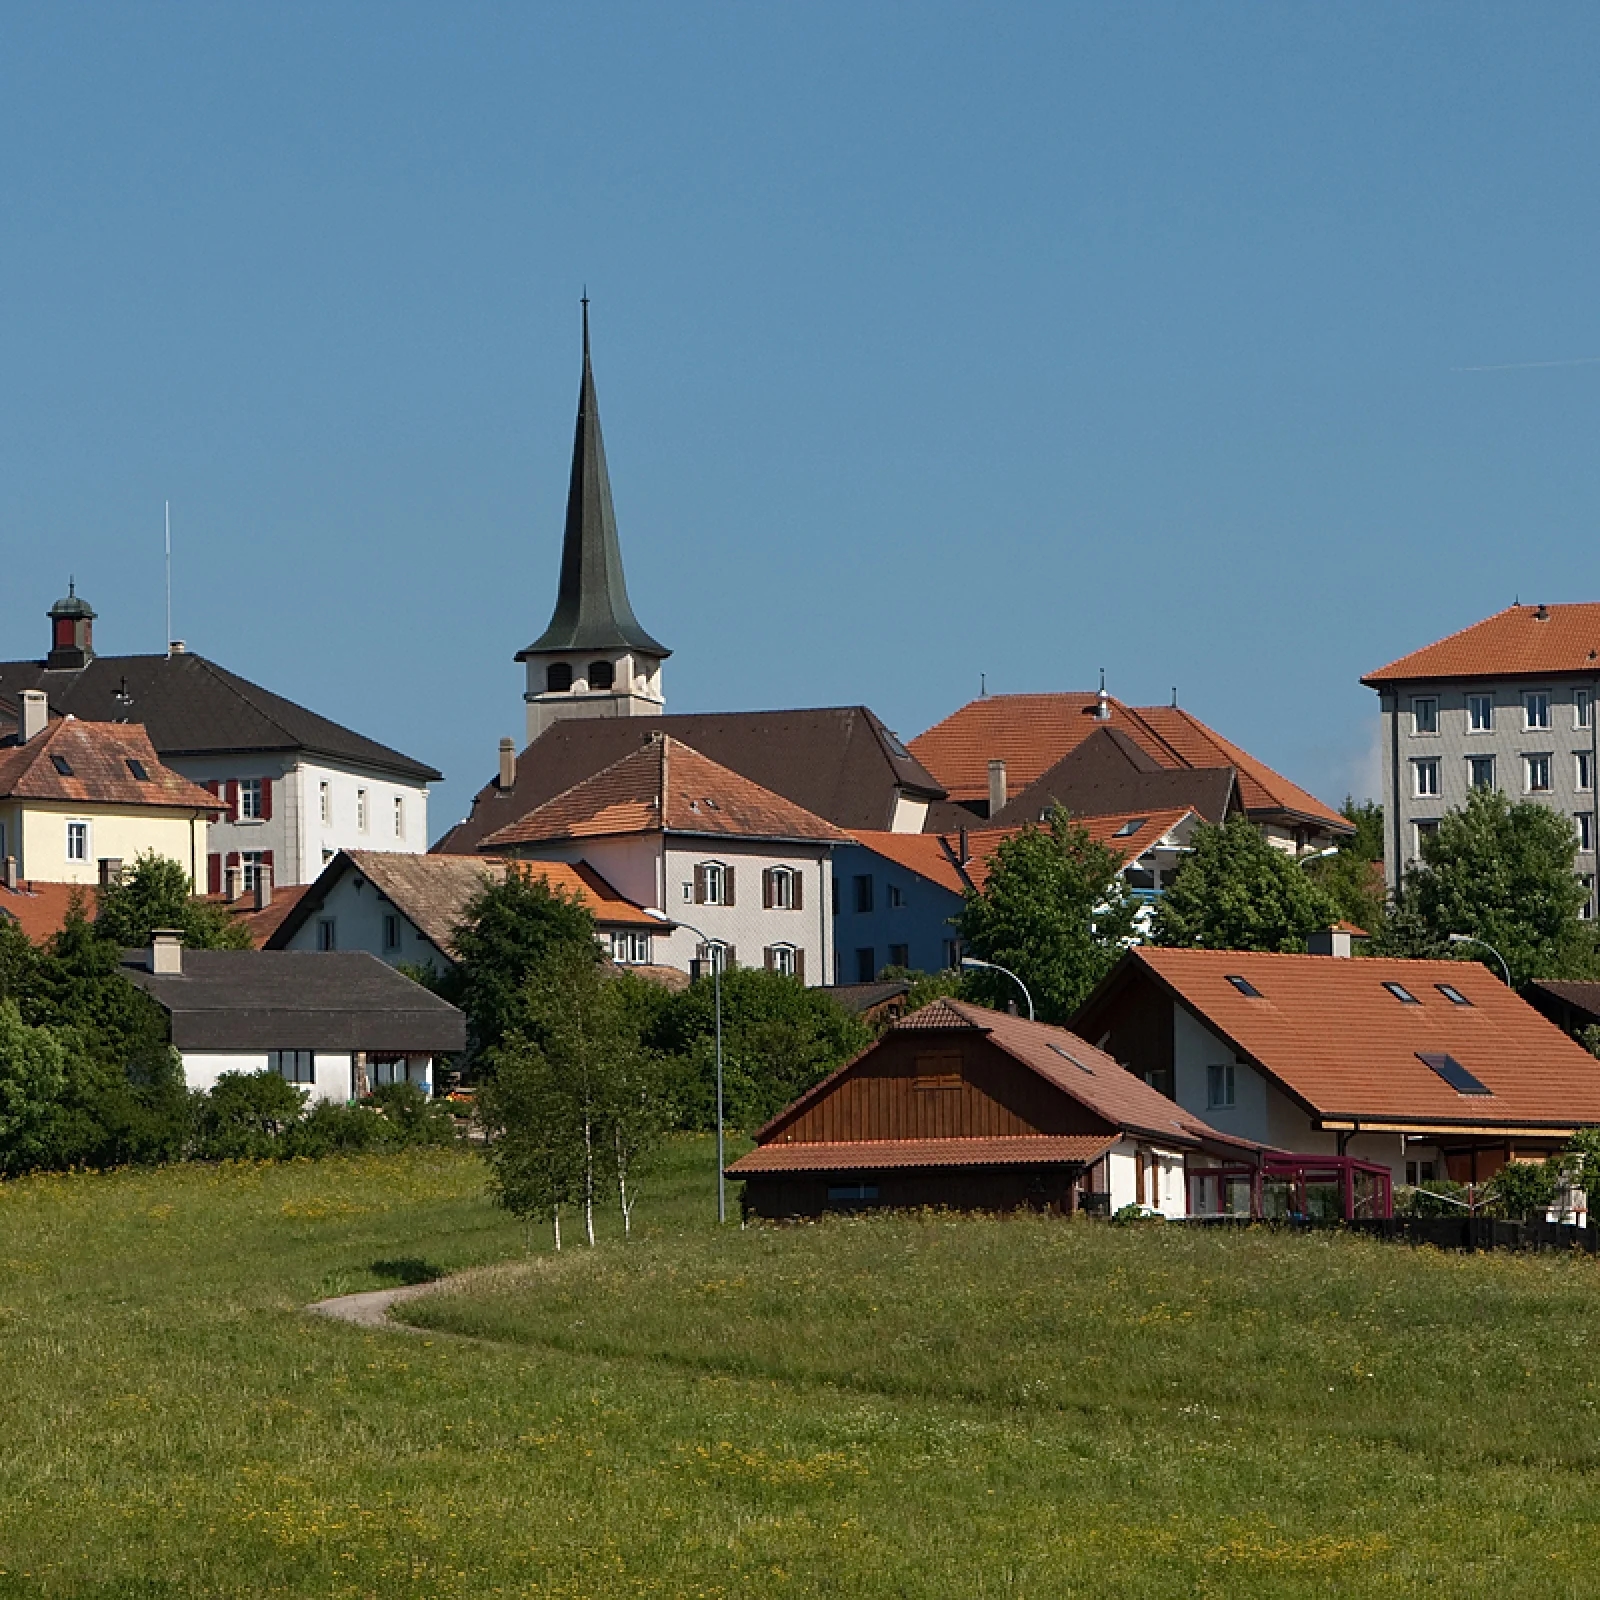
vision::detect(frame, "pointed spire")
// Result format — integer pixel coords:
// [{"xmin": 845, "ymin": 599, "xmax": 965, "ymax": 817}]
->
[{"xmin": 518, "ymin": 300, "xmax": 670, "ymax": 661}]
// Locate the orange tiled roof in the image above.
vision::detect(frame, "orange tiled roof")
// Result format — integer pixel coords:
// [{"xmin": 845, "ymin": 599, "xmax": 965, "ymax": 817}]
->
[
  {"xmin": 214, "ymin": 883, "xmax": 315, "ymax": 948},
  {"xmin": 0, "ymin": 720, "xmax": 220, "ymax": 812},
  {"xmin": 908, "ymin": 694, "xmax": 1346, "ymax": 830},
  {"xmin": 1363, "ymin": 603, "xmax": 1600, "ymax": 685},
  {"xmin": 1126, "ymin": 948, "xmax": 1600, "ymax": 1131},
  {"xmin": 0, "ymin": 881, "xmax": 87, "ymax": 943},
  {"xmin": 480, "ymin": 736, "xmax": 849, "ymax": 849}
]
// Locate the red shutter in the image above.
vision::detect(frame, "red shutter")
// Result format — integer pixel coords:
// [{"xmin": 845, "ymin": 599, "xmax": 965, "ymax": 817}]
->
[
  {"xmin": 791, "ymin": 871, "xmax": 803, "ymax": 911},
  {"xmin": 207, "ymin": 854, "xmax": 221, "ymax": 894},
  {"xmin": 225, "ymin": 851, "xmax": 241, "ymax": 870},
  {"xmin": 693, "ymin": 865, "xmax": 706, "ymax": 905},
  {"xmin": 762, "ymin": 869, "xmax": 773, "ymax": 910},
  {"xmin": 764, "ymin": 946, "xmax": 774, "ymax": 971},
  {"xmin": 261, "ymin": 849, "xmax": 275, "ymax": 879},
  {"xmin": 724, "ymin": 945, "xmax": 736, "ymax": 970},
  {"xmin": 794, "ymin": 947, "xmax": 806, "ymax": 984},
  {"xmin": 225, "ymin": 781, "xmax": 240, "ymax": 823},
  {"xmin": 723, "ymin": 866, "xmax": 735, "ymax": 907},
  {"xmin": 260, "ymin": 778, "xmax": 273, "ymax": 822}
]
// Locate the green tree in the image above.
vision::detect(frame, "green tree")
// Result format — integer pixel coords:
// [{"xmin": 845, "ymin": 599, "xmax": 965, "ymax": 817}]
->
[
  {"xmin": 957, "ymin": 808, "xmax": 1140, "ymax": 1023},
  {"xmin": 95, "ymin": 853, "xmax": 252, "ymax": 950},
  {"xmin": 478, "ymin": 1025, "xmax": 582, "ymax": 1249},
  {"xmin": 194, "ymin": 1070, "xmax": 306, "ymax": 1161},
  {"xmin": 0, "ymin": 1000, "xmax": 69, "ymax": 1175},
  {"xmin": 449, "ymin": 868, "xmax": 600, "ymax": 1070},
  {"xmin": 1372, "ymin": 787, "xmax": 1599, "ymax": 987},
  {"xmin": 1484, "ymin": 1157, "xmax": 1560, "ymax": 1221},
  {"xmin": 1152, "ymin": 815, "xmax": 1339, "ymax": 953},
  {"xmin": 1302, "ymin": 799, "xmax": 1388, "ymax": 936}
]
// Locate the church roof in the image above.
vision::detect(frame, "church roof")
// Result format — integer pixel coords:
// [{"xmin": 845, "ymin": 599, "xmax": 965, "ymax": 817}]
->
[{"xmin": 517, "ymin": 304, "xmax": 670, "ymax": 661}]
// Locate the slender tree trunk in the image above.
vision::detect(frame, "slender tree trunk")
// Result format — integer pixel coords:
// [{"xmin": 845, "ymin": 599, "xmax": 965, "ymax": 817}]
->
[
  {"xmin": 583, "ymin": 1113, "xmax": 596, "ymax": 1246},
  {"xmin": 616, "ymin": 1124, "xmax": 632, "ymax": 1239},
  {"xmin": 553, "ymin": 1204, "xmax": 562, "ymax": 1253}
]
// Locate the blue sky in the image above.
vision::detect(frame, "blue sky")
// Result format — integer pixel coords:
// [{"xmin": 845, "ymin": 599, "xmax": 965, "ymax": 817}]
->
[{"xmin": 6, "ymin": 4, "xmax": 1600, "ymax": 837}]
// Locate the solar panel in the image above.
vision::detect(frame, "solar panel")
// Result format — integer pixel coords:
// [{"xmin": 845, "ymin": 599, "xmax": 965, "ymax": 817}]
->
[
  {"xmin": 1048, "ymin": 1042, "xmax": 1095, "ymax": 1074},
  {"xmin": 1417, "ymin": 1052, "xmax": 1491, "ymax": 1096}
]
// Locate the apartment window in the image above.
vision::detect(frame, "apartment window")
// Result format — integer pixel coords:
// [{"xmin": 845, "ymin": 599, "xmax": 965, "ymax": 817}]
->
[
  {"xmin": 764, "ymin": 866, "xmax": 798, "ymax": 910},
  {"xmin": 1583, "ymin": 876, "xmax": 1596, "ymax": 921},
  {"xmin": 1410, "ymin": 697, "xmax": 1439, "ymax": 736},
  {"xmin": 238, "ymin": 778, "xmax": 263, "ymax": 821},
  {"xmin": 393, "ymin": 796, "xmax": 405, "ymax": 838},
  {"xmin": 888, "ymin": 943, "xmax": 909, "ymax": 969},
  {"xmin": 66, "ymin": 820, "xmax": 89, "ymax": 861},
  {"xmin": 1468, "ymin": 694, "xmax": 1494, "ymax": 733},
  {"xmin": 356, "ymin": 789, "xmax": 369, "ymax": 831},
  {"xmin": 319, "ymin": 781, "xmax": 331, "ymax": 825},
  {"xmin": 765, "ymin": 943, "xmax": 799, "ymax": 978},
  {"xmin": 240, "ymin": 851, "xmax": 268, "ymax": 891},
  {"xmin": 1435, "ymin": 984, "xmax": 1472, "ymax": 1006},
  {"xmin": 270, "ymin": 1049, "xmax": 315, "ymax": 1085},
  {"xmin": 317, "ymin": 919, "xmax": 336, "ymax": 951},
  {"xmin": 886, "ymin": 882, "xmax": 904, "ymax": 908},
  {"xmin": 1414, "ymin": 820, "xmax": 1439, "ymax": 854},
  {"xmin": 832, "ymin": 878, "xmax": 841, "ymax": 914},
  {"xmin": 694, "ymin": 862, "xmax": 731, "ymax": 906},
  {"xmin": 384, "ymin": 914, "xmax": 402, "ymax": 952},
  {"xmin": 1579, "ymin": 752, "xmax": 1594, "ymax": 792},
  {"xmin": 695, "ymin": 941, "xmax": 731, "ymax": 975},
  {"xmin": 1525, "ymin": 754, "xmax": 1552, "ymax": 793},
  {"xmin": 1468, "ymin": 755, "xmax": 1495, "ymax": 790},
  {"xmin": 1579, "ymin": 813, "xmax": 1595, "ymax": 854},
  {"xmin": 1578, "ymin": 690, "xmax": 1593, "ymax": 730},
  {"xmin": 853, "ymin": 874, "xmax": 874, "ymax": 914},
  {"xmin": 612, "ymin": 931, "xmax": 653, "ymax": 965},
  {"xmin": 855, "ymin": 947, "xmax": 876, "ymax": 983},
  {"xmin": 1524, "ymin": 691, "xmax": 1552, "ymax": 730},
  {"xmin": 1206, "ymin": 1062, "xmax": 1236, "ymax": 1110},
  {"xmin": 943, "ymin": 938, "xmax": 964, "ymax": 970},
  {"xmin": 1412, "ymin": 758, "xmax": 1440, "ymax": 798}
]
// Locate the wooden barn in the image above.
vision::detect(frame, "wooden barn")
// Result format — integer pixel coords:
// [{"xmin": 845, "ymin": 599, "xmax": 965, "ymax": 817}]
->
[{"xmin": 729, "ymin": 998, "xmax": 1258, "ymax": 1219}]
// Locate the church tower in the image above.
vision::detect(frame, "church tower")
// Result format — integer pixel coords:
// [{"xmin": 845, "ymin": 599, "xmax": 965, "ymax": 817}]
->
[{"xmin": 517, "ymin": 302, "xmax": 671, "ymax": 744}]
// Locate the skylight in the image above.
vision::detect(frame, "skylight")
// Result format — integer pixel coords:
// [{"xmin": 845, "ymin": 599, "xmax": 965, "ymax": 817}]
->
[
  {"xmin": 1417, "ymin": 1051, "xmax": 1491, "ymax": 1096},
  {"xmin": 126, "ymin": 759, "xmax": 149, "ymax": 782},
  {"xmin": 1113, "ymin": 818, "xmax": 1149, "ymax": 837},
  {"xmin": 1435, "ymin": 983, "xmax": 1472, "ymax": 1007},
  {"xmin": 1048, "ymin": 1042, "xmax": 1095, "ymax": 1074},
  {"xmin": 1226, "ymin": 975, "xmax": 1262, "ymax": 998},
  {"xmin": 1383, "ymin": 982, "xmax": 1421, "ymax": 1005},
  {"xmin": 50, "ymin": 755, "xmax": 73, "ymax": 777}
]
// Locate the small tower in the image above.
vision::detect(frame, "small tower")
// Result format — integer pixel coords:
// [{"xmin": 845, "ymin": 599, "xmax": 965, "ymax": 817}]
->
[
  {"xmin": 516, "ymin": 301, "xmax": 671, "ymax": 744},
  {"xmin": 46, "ymin": 581, "xmax": 96, "ymax": 671}
]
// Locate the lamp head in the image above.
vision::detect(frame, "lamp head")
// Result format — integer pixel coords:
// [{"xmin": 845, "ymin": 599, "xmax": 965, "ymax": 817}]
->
[{"xmin": 643, "ymin": 907, "xmax": 671, "ymax": 924}]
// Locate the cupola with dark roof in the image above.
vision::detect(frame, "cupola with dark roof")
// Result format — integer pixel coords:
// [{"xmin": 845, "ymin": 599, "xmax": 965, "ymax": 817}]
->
[
  {"xmin": 46, "ymin": 581, "xmax": 96, "ymax": 671},
  {"xmin": 517, "ymin": 300, "xmax": 670, "ymax": 743}
]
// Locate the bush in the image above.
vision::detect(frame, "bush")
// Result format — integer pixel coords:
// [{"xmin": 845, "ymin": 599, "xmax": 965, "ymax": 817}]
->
[
  {"xmin": 1396, "ymin": 1178, "xmax": 1471, "ymax": 1218},
  {"xmin": 280, "ymin": 1099, "xmax": 386, "ymax": 1158},
  {"xmin": 194, "ymin": 1071, "xmax": 306, "ymax": 1161},
  {"xmin": 1484, "ymin": 1159, "xmax": 1560, "ymax": 1221},
  {"xmin": 364, "ymin": 1080, "xmax": 459, "ymax": 1147}
]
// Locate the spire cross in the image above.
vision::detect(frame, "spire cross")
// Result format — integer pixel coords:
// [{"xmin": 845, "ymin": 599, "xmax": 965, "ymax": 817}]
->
[{"xmin": 581, "ymin": 289, "xmax": 590, "ymax": 358}]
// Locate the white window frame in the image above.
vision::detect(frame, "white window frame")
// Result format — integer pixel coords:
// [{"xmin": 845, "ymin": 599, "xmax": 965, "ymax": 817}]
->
[
  {"xmin": 1206, "ymin": 1062, "xmax": 1236, "ymax": 1110},
  {"xmin": 1468, "ymin": 694, "xmax": 1494, "ymax": 734},
  {"xmin": 66, "ymin": 819, "xmax": 89, "ymax": 862},
  {"xmin": 393, "ymin": 796, "xmax": 405, "ymax": 839},
  {"xmin": 1413, "ymin": 819, "xmax": 1440, "ymax": 856},
  {"xmin": 1525, "ymin": 753, "xmax": 1552, "ymax": 794},
  {"xmin": 1578, "ymin": 689, "xmax": 1593, "ymax": 730},
  {"xmin": 696, "ymin": 940, "xmax": 730, "ymax": 974},
  {"xmin": 1578, "ymin": 751, "xmax": 1594, "ymax": 793},
  {"xmin": 1579, "ymin": 813, "xmax": 1595, "ymax": 854},
  {"xmin": 611, "ymin": 930, "xmax": 652, "ymax": 965},
  {"xmin": 1467, "ymin": 755, "xmax": 1495, "ymax": 790},
  {"xmin": 319, "ymin": 781, "xmax": 331, "ymax": 825},
  {"xmin": 768, "ymin": 943, "xmax": 798, "ymax": 977},
  {"xmin": 240, "ymin": 850, "xmax": 267, "ymax": 891},
  {"xmin": 701, "ymin": 862, "xmax": 728, "ymax": 906},
  {"xmin": 356, "ymin": 789, "xmax": 369, "ymax": 832},
  {"xmin": 237, "ymin": 777, "xmax": 263, "ymax": 821},
  {"xmin": 1410, "ymin": 697, "xmax": 1439, "ymax": 736},
  {"xmin": 769, "ymin": 866, "xmax": 795, "ymax": 909},
  {"xmin": 1412, "ymin": 757, "xmax": 1441, "ymax": 798},
  {"xmin": 1583, "ymin": 876, "xmax": 1596, "ymax": 922},
  {"xmin": 270, "ymin": 1049, "xmax": 315, "ymax": 1085},
  {"xmin": 1524, "ymin": 691, "xmax": 1552, "ymax": 731}
]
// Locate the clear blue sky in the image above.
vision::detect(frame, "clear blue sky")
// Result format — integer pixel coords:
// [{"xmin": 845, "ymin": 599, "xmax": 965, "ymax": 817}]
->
[{"xmin": 6, "ymin": 3, "xmax": 1600, "ymax": 838}]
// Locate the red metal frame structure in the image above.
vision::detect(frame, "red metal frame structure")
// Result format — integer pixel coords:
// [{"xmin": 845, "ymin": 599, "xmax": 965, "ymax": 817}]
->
[{"xmin": 1185, "ymin": 1153, "xmax": 1393, "ymax": 1222}]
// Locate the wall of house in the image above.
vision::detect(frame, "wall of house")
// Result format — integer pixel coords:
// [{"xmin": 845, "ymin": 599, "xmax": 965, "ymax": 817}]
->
[
  {"xmin": 829, "ymin": 841, "xmax": 964, "ymax": 984},
  {"xmin": 1104, "ymin": 1139, "xmax": 1188, "ymax": 1218},
  {"xmin": 273, "ymin": 869, "xmax": 453, "ymax": 972},
  {"xmin": 1376, "ymin": 674, "xmax": 1600, "ymax": 900},
  {"xmin": 179, "ymin": 1048, "xmax": 433, "ymax": 1103},
  {"xmin": 14, "ymin": 803, "xmax": 208, "ymax": 887},
  {"xmin": 739, "ymin": 1163, "xmax": 1087, "ymax": 1220}
]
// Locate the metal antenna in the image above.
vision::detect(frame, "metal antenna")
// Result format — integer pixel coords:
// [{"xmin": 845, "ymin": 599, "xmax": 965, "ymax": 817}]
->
[
  {"xmin": 980, "ymin": 671, "xmax": 986, "ymax": 697},
  {"xmin": 164, "ymin": 501, "xmax": 173, "ymax": 654}
]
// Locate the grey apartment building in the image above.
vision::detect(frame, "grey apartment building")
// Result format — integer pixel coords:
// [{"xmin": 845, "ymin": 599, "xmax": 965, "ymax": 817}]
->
[{"xmin": 1363, "ymin": 603, "xmax": 1600, "ymax": 910}]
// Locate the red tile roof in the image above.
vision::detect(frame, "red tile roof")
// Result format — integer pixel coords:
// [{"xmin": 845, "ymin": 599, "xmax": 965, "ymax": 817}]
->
[
  {"xmin": 213, "ymin": 884, "xmax": 315, "ymax": 948},
  {"xmin": 0, "ymin": 881, "xmax": 87, "ymax": 943},
  {"xmin": 1121, "ymin": 948, "xmax": 1600, "ymax": 1132},
  {"xmin": 0, "ymin": 720, "xmax": 220, "ymax": 812},
  {"xmin": 908, "ymin": 694, "xmax": 1346, "ymax": 830},
  {"xmin": 480, "ymin": 735, "xmax": 849, "ymax": 849},
  {"xmin": 729, "ymin": 1134, "xmax": 1119, "ymax": 1174},
  {"xmin": 1363, "ymin": 604, "xmax": 1600, "ymax": 684}
]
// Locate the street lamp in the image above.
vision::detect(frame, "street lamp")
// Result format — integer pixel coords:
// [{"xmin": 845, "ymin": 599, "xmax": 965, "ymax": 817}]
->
[
  {"xmin": 1298, "ymin": 846, "xmax": 1339, "ymax": 866},
  {"xmin": 645, "ymin": 907, "xmax": 726, "ymax": 1223},
  {"xmin": 1447, "ymin": 932, "xmax": 1513, "ymax": 988},
  {"xmin": 959, "ymin": 956, "xmax": 1035, "ymax": 1021}
]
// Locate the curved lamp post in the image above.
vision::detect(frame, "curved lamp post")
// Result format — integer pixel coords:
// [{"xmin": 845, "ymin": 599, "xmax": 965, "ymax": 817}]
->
[
  {"xmin": 646, "ymin": 907, "xmax": 726, "ymax": 1223},
  {"xmin": 1447, "ymin": 932, "xmax": 1513, "ymax": 988},
  {"xmin": 1298, "ymin": 845, "xmax": 1339, "ymax": 866},
  {"xmin": 959, "ymin": 956, "xmax": 1035, "ymax": 1021}
]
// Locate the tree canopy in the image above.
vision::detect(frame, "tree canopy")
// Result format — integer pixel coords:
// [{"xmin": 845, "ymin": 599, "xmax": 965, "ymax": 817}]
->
[
  {"xmin": 1151, "ymin": 814, "xmax": 1339, "ymax": 953},
  {"xmin": 956, "ymin": 808, "xmax": 1140, "ymax": 1024},
  {"xmin": 1301, "ymin": 799, "xmax": 1388, "ymax": 936},
  {"xmin": 95, "ymin": 853, "xmax": 253, "ymax": 950}
]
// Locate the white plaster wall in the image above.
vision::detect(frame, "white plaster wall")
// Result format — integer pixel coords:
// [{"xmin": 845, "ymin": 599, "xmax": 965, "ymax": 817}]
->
[
  {"xmin": 17, "ymin": 804, "xmax": 208, "ymax": 887},
  {"xmin": 889, "ymin": 794, "xmax": 930, "ymax": 834},
  {"xmin": 179, "ymin": 1049, "xmax": 356, "ymax": 1105},
  {"xmin": 275, "ymin": 869, "xmax": 455, "ymax": 973}
]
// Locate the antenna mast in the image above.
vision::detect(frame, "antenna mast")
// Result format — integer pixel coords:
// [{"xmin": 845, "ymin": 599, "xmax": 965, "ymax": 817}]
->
[{"xmin": 164, "ymin": 501, "xmax": 172, "ymax": 654}]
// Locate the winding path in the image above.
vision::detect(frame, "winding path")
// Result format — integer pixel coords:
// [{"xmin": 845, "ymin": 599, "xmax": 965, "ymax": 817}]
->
[{"xmin": 307, "ymin": 1281, "xmax": 446, "ymax": 1332}]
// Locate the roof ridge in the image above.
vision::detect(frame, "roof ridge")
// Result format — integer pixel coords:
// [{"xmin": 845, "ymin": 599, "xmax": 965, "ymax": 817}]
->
[{"xmin": 1363, "ymin": 604, "xmax": 1525, "ymax": 681}]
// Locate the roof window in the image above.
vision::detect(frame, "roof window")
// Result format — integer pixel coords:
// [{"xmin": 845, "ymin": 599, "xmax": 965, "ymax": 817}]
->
[
  {"xmin": 50, "ymin": 754, "xmax": 73, "ymax": 777},
  {"xmin": 1113, "ymin": 817, "xmax": 1149, "ymax": 837},
  {"xmin": 1048, "ymin": 1042, "xmax": 1095, "ymax": 1074},
  {"xmin": 1417, "ymin": 1051, "xmax": 1491, "ymax": 1096},
  {"xmin": 1435, "ymin": 983, "xmax": 1472, "ymax": 1007},
  {"xmin": 1225, "ymin": 975, "xmax": 1262, "ymax": 998},
  {"xmin": 126, "ymin": 758, "xmax": 149, "ymax": 781},
  {"xmin": 1383, "ymin": 981, "xmax": 1421, "ymax": 1005}
]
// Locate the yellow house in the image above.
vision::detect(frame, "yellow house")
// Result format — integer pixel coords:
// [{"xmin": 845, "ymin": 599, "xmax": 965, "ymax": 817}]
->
[{"xmin": 0, "ymin": 692, "xmax": 219, "ymax": 888}]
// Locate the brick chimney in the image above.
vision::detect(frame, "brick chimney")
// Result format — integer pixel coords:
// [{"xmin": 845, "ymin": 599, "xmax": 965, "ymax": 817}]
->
[
  {"xmin": 225, "ymin": 863, "xmax": 244, "ymax": 903},
  {"xmin": 254, "ymin": 863, "xmax": 273, "ymax": 911},
  {"xmin": 149, "ymin": 930, "xmax": 183, "ymax": 975},
  {"xmin": 498, "ymin": 737, "xmax": 517, "ymax": 791},
  {"xmin": 987, "ymin": 759, "xmax": 1007, "ymax": 817},
  {"xmin": 18, "ymin": 691, "xmax": 47, "ymax": 744}
]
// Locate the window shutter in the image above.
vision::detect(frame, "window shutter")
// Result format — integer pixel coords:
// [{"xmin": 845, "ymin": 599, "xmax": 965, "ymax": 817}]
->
[
  {"xmin": 723, "ymin": 866, "xmax": 735, "ymax": 907},
  {"xmin": 762, "ymin": 869, "xmax": 773, "ymax": 909},
  {"xmin": 724, "ymin": 945, "xmax": 736, "ymax": 971},
  {"xmin": 225, "ymin": 781, "xmax": 240, "ymax": 822},
  {"xmin": 225, "ymin": 851, "xmax": 241, "ymax": 870},
  {"xmin": 260, "ymin": 778, "xmax": 273, "ymax": 822},
  {"xmin": 794, "ymin": 947, "xmax": 806, "ymax": 984},
  {"xmin": 207, "ymin": 854, "xmax": 222, "ymax": 895},
  {"xmin": 693, "ymin": 864, "xmax": 706, "ymax": 905},
  {"xmin": 791, "ymin": 871, "xmax": 803, "ymax": 911},
  {"xmin": 262, "ymin": 849, "xmax": 275, "ymax": 878},
  {"xmin": 764, "ymin": 946, "xmax": 774, "ymax": 972}
]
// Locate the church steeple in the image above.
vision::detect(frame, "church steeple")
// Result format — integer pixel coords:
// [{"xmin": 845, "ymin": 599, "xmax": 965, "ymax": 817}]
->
[{"xmin": 517, "ymin": 302, "xmax": 670, "ymax": 743}]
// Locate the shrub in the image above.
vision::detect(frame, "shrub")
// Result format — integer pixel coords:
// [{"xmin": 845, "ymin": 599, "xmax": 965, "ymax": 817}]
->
[
  {"xmin": 281, "ymin": 1099, "xmax": 386, "ymax": 1158},
  {"xmin": 194, "ymin": 1071, "xmax": 306, "ymax": 1161},
  {"xmin": 1396, "ymin": 1178, "xmax": 1471, "ymax": 1218},
  {"xmin": 1484, "ymin": 1159, "xmax": 1560, "ymax": 1221},
  {"xmin": 365, "ymin": 1080, "xmax": 458, "ymax": 1147}
]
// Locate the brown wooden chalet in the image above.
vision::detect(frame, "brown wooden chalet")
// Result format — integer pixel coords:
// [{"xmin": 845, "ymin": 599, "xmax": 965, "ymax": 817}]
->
[{"xmin": 728, "ymin": 998, "xmax": 1260, "ymax": 1220}]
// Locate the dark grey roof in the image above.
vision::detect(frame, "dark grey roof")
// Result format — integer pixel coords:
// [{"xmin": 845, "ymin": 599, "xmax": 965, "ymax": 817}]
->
[
  {"xmin": 0, "ymin": 651, "xmax": 440, "ymax": 783},
  {"xmin": 821, "ymin": 980, "xmax": 913, "ymax": 1015},
  {"xmin": 434, "ymin": 706, "xmax": 946, "ymax": 852},
  {"xmin": 987, "ymin": 726, "xmax": 1240, "ymax": 829},
  {"xmin": 120, "ymin": 949, "xmax": 465, "ymax": 1053},
  {"xmin": 517, "ymin": 305, "xmax": 670, "ymax": 661}
]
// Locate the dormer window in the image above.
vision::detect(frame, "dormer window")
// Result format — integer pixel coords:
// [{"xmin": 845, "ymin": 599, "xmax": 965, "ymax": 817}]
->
[
  {"xmin": 588, "ymin": 660, "xmax": 615, "ymax": 691},
  {"xmin": 546, "ymin": 663, "xmax": 573, "ymax": 693}
]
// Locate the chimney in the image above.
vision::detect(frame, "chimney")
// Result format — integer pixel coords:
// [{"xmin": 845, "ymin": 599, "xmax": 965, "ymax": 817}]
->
[
  {"xmin": 254, "ymin": 862, "xmax": 273, "ymax": 911},
  {"xmin": 3, "ymin": 857, "xmax": 16, "ymax": 891},
  {"xmin": 225, "ymin": 863, "xmax": 244, "ymax": 903},
  {"xmin": 149, "ymin": 930, "xmax": 183, "ymax": 976},
  {"xmin": 18, "ymin": 690, "xmax": 47, "ymax": 744},
  {"xmin": 168, "ymin": 640, "xmax": 187, "ymax": 654},
  {"xmin": 498, "ymin": 737, "xmax": 516, "ymax": 791},
  {"xmin": 98, "ymin": 858, "xmax": 124, "ymax": 889},
  {"xmin": 987, "ymin": 759, "xmax": 1007, "ymax": 817},
  {"xmin": 1307, "ymin": 927, "xmax": 1353, "ymax": 959},
  {"xmin": 958, "ymin": 826, "xmax": 971, "ymax": 867}
]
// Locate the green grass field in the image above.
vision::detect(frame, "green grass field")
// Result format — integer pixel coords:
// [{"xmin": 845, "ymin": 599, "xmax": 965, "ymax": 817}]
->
[{"xmin": 4, "ymin": 1142, "xmax": 1600, "ymax": 1597}]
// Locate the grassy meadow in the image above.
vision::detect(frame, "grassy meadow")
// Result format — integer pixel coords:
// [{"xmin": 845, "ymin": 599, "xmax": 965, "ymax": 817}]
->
[{"xmin": 3, "ymin": 1142, "xmax": 1600, "ymax": 1596}]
